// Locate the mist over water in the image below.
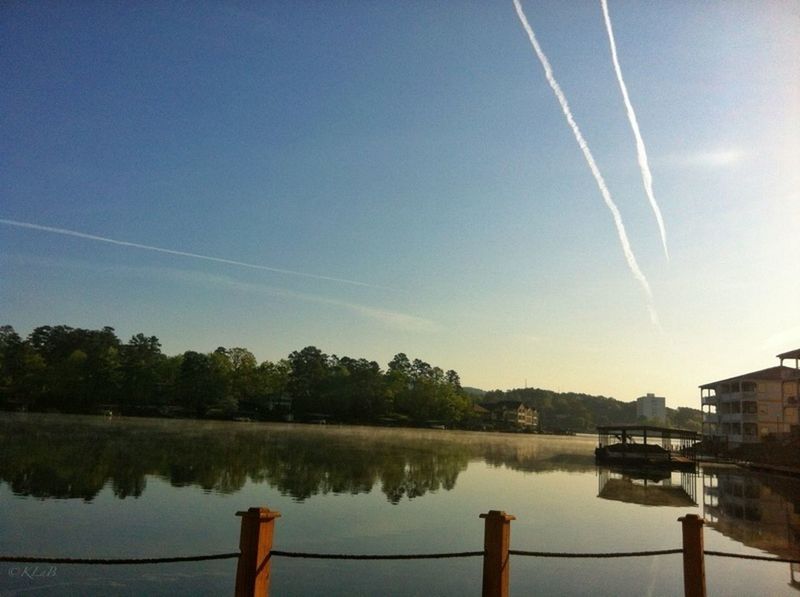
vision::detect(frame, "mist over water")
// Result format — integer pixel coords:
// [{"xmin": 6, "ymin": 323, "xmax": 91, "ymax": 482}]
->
[
  {"xmin": 0, "ymin": 414, "xmax": 596, "ymax": 501},
  {"xmin": 0, "ymin": 414, "xmax": 796, "ymax": 596}
]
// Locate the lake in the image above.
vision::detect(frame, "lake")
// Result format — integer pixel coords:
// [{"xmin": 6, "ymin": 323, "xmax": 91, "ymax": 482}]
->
[{"xmin": 0, "ymin": 414, "xmax": 798, "ymax": 596}]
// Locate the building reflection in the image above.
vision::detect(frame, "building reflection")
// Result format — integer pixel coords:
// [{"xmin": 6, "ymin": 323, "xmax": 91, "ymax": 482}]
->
[
  {"xmin": 702, "ymin": 467, "xmax": 800, "ymax": 590},
  {"xmin": 597, "ymin": 467, "xmax": 698, "ymax": 507}
]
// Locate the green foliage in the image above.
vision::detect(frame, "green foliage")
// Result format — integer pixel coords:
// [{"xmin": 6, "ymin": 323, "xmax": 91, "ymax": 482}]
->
[
  {"xmin": 0, "ymin": 324, "xmax": 471, "ymax": 426},
  {"xmin": 483, "ymin": 387, "xmax": 702, "ymax": 433},
  {"xmin": 5, "ymin": 322, "xmax": 697, "ymax": 431}
]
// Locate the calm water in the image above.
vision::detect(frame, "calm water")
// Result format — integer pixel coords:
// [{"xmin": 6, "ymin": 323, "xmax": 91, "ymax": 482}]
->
[{"xmin": 0, "ymin": 414, "xmax": 798, "ymax": 596}]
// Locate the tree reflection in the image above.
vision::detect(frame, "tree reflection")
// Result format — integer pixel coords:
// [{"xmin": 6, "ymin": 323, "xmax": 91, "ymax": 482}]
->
[{"xmin": 0, "ymin": 414, "xmax": 593, "ymax": 503}]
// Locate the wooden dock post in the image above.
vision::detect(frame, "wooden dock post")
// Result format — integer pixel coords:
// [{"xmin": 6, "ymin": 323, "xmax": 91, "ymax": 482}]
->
[
  {"xmin": 480, "ymin": 510, "xmax": 516, "ymax": 597},
  {"xmin": 678, "ymin": 514, "xmax": 706, "ymax": 597},
  {"xmin": 235, "ymin": 507, "xmax": 281, "ymax": 597}
]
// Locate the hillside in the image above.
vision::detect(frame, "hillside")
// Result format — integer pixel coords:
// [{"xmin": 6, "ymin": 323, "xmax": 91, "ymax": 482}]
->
[{"xmin": 481, "ymin": 387, "xmax": 702, "ymax": 433}]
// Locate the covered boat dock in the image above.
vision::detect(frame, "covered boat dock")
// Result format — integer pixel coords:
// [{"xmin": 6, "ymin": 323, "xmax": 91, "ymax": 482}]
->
[{"xmin": 595, "ymin": 425, "xmax": 700, "ymax": 468}]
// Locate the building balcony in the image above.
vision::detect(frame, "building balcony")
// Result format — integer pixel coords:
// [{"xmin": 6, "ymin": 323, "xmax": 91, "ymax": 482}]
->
[
  {"xmin": 717, "ymin": 413, "xmax": 759, "ymax": 423},
  {"xmin": 716, "ymin": 391, "xmax": 757, "ymax": 403}
]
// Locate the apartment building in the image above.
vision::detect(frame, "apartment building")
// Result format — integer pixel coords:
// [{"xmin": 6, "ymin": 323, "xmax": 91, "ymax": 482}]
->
[
  {"xmin": 485, "ymin": 401, "xmax": 539, "ymax": 429},
  {"xmin": 700, "ymin": 349, "xmax": 800, "ymax": 446},
  {"xmin": 636, "ymin": 393, "xmax": 666, "ymax": 423}
]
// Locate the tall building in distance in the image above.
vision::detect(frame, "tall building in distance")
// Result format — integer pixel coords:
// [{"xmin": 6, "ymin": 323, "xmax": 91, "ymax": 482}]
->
[{"xmin": 636, "ymin": 393, "xmax": 666, "ymax": 423}]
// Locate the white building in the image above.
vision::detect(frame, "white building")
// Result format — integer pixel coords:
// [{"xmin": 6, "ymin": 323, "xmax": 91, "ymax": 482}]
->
[
  {"xmin": 700, "ymin": 349, "xmax": 800, "ymax": 447},
  {"xmin": 636, "ymin": 393, "xmax": 666, "ymax": 423}
]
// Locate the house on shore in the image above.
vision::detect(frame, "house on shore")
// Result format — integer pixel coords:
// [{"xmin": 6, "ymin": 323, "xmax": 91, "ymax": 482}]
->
[
  {"xmin": 700, "ymin": 348, "xmax": 800, "ymax": 447},
  {"xmin": 481, "ymin": 401, "xmax": 538, "ymax": 430}
]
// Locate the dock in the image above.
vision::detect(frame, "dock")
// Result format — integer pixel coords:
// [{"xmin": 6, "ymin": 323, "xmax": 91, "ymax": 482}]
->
[{"xmin": 595, "ymin": 425, "xmax": 700, "ymax": 470}]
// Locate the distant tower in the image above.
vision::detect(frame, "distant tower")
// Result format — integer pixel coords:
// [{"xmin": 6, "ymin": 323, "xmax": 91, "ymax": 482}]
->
[{"xmin": 636, "ymin": 393, "xmax": 666, "ymax": 423}]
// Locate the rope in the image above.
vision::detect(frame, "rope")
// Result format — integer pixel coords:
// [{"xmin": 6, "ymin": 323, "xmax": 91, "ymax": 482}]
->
[
  {"xmin": 704, "ymin": 550, "xmax": 800, "ymax": 564},
  {"xmin": 0, "ymin": 553, "xmax": 239, "ymax": 565},
  {"xmin": 3, "ymin": 548, "xmax": 798, "ymax": 565},
  {"xmin": 270, "ymin": 550, "xmax": 483, "ymax": 560},
  {"xmin": 509, "ymin": 549, "xmax": 683, "ymax": 558}
]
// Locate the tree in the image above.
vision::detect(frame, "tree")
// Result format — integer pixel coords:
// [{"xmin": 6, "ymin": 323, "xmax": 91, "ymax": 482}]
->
[
  {"xmin": 227, "ymin": 347, "xmax": 258, "ymax": 407},
  {"xmin": 245, "ymin": 359, "xmax": 290, "ymax": 418},
  {"xmin": 0, "ymin": 326, "xmax": 45, "ymax": 409},
  {"xmin": 331, "ymin": 357, "xmax": 387, "ymax": 420},
  {"xmin": 178, "ymin": 351, "xmax": 224, "ymax": 417},
  {"xmin": 287, "ymin": 346, "xmax": 330, "ymax": 417},
  {"xmin": 120, "ymin": 334, "xmax": 164, "ymax": 413}
]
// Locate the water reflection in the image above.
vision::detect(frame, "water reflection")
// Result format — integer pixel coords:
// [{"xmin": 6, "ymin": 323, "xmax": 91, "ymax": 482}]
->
[
  {"xmin": 702, "ymin": 466, "xmax": 800, "ymax": 586},
  {"xmin": 597, "ymin": 467, "xmax": 698, "ymax": 507},
  {"xmin": 0, "ymin": 414, "xmax": 594, "ymax": 503}
]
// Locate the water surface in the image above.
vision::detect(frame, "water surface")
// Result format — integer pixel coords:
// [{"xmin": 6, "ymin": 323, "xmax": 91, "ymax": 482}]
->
[{"xmin": 0, "ymin": 414, "xmax": 797, "ymax": 595}]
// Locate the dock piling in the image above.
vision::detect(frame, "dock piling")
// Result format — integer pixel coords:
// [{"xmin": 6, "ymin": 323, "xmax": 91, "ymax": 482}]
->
[
  {"xmin": 480, "ymin": 510, "xmax": 516, "ymax": 597},
  {"xmin": 235, "ymin": 507, "xmax": 281, "ymax": 597},
  {"xmin": 678, "ymin": 514, "xmax": 706, "ymax": 597}
]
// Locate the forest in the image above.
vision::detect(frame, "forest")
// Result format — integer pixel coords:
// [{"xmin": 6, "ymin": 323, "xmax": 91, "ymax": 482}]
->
[
  {"xmin": 0, "ymin": 324, "xmax": 702, "ymax": 431},
  {"xmin": 0, "ymin": 324, "xmax": 472, "ymax": 425}
]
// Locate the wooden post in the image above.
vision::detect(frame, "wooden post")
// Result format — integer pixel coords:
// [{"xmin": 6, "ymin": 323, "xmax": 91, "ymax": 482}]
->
[
  {"xmin": 480, "ymin": 510, "xmax": 515, "ymax": 597},
  {"xmin": 235, "ymin": 507, "xmax": 281, "ymax": 597},
  {"xmin": 678, "ymin": 514, "xmax": 706, "ymax": 597}
]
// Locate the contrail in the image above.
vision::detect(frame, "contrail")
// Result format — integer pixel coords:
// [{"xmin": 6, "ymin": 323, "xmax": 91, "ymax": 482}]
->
[
  {"xmin": 0, "ymin": 218, "xmax": 389, "ymax": 290},
  {"xmin": 601, "ymin": 0, "xmax": 668, "ymax": 260},
  {"xmin": 512, "ymin": 0, "xmax": 659, "ymax": 326}
]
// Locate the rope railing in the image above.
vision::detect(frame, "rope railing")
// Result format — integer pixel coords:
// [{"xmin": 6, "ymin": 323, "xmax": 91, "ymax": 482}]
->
[
  {"xmin": 4, "ymin": 509, "xmax": 800, "ymax": 597},
  {"xmin": 703, "ymin": 550, "xmax": 800, "ymax": 564},
  {"xmin": 508, "ymin": 548, "xmax": 683, "ymax": 558},
  {"xmin": 270, "ymin": 550, "xmax": 483, "ymax": 560},
  {"xmin": 3, "ymin": 548, "xmax": 797, "ymax": 565},
  {"xmin": 0, "ymin": 553, "xmax": 239, "ymax": 565}
]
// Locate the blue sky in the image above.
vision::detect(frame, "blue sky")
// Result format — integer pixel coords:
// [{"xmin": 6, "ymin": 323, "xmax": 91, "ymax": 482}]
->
[{"xmin": 2, "ymin": 1, "xmax": 798, "ymax": 408}]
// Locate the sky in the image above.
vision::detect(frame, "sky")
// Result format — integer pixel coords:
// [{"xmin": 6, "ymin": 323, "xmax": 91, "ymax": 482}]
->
[{"xmin": 2, "ymin": 1, "xmax": 798, "ymax": 409}]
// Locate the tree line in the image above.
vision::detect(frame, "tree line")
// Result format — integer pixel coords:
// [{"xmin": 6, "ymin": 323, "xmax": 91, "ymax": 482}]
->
[
  {"xmin": 481, "ymin": 387, "xmax": 702, "ymax": 433},
  {"xmin": 0, "ymin": 323, "xmax": 703, "ymax": 431},
  {"xmin": 0, "ymin": 324, "xmax": 472, "ymax": 425}
]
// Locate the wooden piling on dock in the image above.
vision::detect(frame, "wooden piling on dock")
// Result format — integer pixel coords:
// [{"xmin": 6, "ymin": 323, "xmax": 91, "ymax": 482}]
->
[
  {"xmin": 678, "ymin": 514, "xmax": 706, "ymax": 597},
  {"xmin": 480, "ymin": 510, "xmax": 515, "ymax": 597},
  {"xmin": 235, "ymin": 507, "xmax": 281, "ymax": 597}
]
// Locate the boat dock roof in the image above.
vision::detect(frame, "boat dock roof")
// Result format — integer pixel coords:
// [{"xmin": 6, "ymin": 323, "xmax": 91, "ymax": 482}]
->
[{"xmin": 596, "ymin": 425, "xmax": 700, "ymax": 440}]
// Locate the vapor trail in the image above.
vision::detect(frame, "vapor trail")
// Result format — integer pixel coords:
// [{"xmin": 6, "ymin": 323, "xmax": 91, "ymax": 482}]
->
[
  {"xmin": 0, "ymin": 218, "xmax": 388, "ymax": 290},
  {"xmin": 512, "ymin": 0, "xmax": 659, "ymax": 326},
  {"xmin": 601, "ymin": 0, "xmax": 668, "ymax": 260}
]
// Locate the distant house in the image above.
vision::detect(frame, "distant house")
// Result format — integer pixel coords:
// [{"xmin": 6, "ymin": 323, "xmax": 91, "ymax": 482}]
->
[
  {"xmin": 700, "ymin": 348, "xmax": 800, "ymax": 446},
  {"xmin": 262, "ymin": 393, "xmax": 292, "ymax": 417},
  {"xmin": 483, "ymin": 401, "xmax": 538, "ymax": 429},
  {"xmin": 472, "ymin": 403, "xmax": 491, "ymax": 418}
]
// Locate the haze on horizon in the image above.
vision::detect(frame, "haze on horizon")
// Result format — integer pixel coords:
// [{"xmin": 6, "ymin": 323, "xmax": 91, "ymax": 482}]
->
[{"xmin": 1, "ymin": 1, "xmax": 798, "ymax": 409}]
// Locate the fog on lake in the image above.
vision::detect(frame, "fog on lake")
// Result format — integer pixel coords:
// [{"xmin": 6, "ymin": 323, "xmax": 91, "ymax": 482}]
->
[{"xmin": 1, "ymin": 414, "xmax": 797, "ymax": 596}]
